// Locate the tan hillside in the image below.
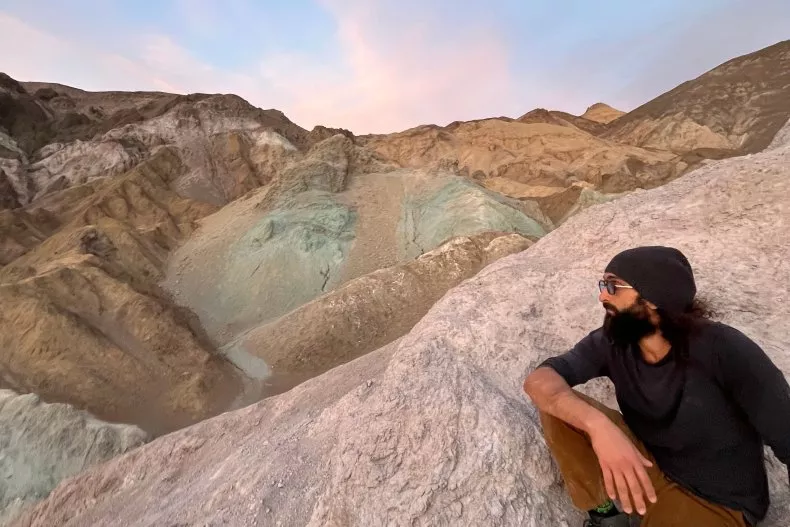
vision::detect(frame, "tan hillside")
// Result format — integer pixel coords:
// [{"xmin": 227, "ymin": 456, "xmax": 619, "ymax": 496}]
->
[
  {"xmin": 581, "ymin": 102, "xmax": 626, "ymax": 123},
  {"xmin": 0, "ymin": 149, "xmax": 238, "ymax": 435},
  {"xmin": 516, "ymin": 108, "xmax": 609, "ymax": 135},
  {"xmin": 359, "ymin": 118, "xmax": 683, "ymax": 202},
  {"xmin": 604, "ymin": 39, "xmax": 790, "ymax": 154}
]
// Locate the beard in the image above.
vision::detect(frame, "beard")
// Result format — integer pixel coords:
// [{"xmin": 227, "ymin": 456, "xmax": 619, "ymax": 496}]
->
[{"xmin": 603, "ymin": 301, "xmax": 657, "ymax": 348}]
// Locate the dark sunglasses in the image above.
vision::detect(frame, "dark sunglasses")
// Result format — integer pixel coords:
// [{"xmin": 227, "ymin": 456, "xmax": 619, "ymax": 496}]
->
[{"xmin": 598, "ymin": 279, "xmax": 635, "ymax": 295}]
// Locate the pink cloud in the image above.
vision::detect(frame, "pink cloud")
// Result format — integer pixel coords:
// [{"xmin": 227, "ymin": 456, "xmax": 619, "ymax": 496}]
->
[
  {"xmin": 0, "ymin": 7, "xmax": 529, "ymax": 134},
  {"xmin": 286, "ymin": 0, "xmax": 517, "ymax": 132},
  {"xmin": 0, "ymin": 13, "xmax": 175, "ymax": 93}
]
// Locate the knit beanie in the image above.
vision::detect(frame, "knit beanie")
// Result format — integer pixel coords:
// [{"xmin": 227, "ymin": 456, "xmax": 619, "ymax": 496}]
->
[{"xmin": 604, "ymin": 246, "xmax": 696, "ymax": 313}]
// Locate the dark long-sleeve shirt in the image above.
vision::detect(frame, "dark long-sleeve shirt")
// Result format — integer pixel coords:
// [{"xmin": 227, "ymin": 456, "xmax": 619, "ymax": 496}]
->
[{"xmin": 539, "ymin": 321, "xmax": 790, "ymax": 524}]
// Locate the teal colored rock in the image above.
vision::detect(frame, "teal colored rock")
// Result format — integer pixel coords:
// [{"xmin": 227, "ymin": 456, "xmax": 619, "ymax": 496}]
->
[
  {"xmin": 399, "ymin": 176, "xmax": 547, "ymax": 259},
  {"xmin": 213, "ymin": 190, "xmax": 356, "ymax": 337},
  {"xmin": 0, "ymin": 390, "xmax": 147, "ymax": 525}
]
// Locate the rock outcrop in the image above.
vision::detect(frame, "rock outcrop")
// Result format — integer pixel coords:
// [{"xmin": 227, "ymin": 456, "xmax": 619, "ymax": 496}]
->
[
  {"xmin": 17, "ymin": 116, "xmax": 790, "ymax": 527},
  {"xmin": 162, "ymin": 136, "xmax": 545, "ymax": 351},
  {"xmin": 223, "ymin": 231, "xmax": 533, "ymax": 389},
  {"xmin": 581, "ymin": 102, "xmax": 625, "ymax": 124},
  {"xmin": 0, "ymin": 149, "xmax": 240, "ymax": 435},
  {"xmin": 0, "ymin": 170, "xmax": 20, "ymax": 210},
  {"xmin": 0, "ymin": 390, "xmax": 147, "ymax": 526}
]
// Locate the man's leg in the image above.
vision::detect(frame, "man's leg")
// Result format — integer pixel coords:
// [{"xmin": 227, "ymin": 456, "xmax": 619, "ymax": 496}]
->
[
  {"xmin": 538, "ymin": 390, "xmax": 666, "ymax": 512},
  {"xmin": 642, "ymin": 482, "xmax": 748, "ymax": 527},
  {"xmin": 538, "ymin": 390, "xmax": 748, "ymax": 526}
]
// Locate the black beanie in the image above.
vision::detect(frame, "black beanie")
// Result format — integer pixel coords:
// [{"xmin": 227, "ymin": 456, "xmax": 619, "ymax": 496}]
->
[{"xmin": 604, "ymin": 246, "xmax": 696, "ymax": 313}]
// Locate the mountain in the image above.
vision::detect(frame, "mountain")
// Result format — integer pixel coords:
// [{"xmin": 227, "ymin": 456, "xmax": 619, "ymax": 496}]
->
[
  {"xmin": 18, "ymin": 112, "xmax": 790, "ymax": 527},
  {"xmin": 1, "ymin": 39, "xmax": 790, "ymax": 525},
  {"xmin": 604, "ymin": 39, "xmax": 790, "ymax": 154},
  {"xmin": 581, "ymin": 102, "xmax": 625, "ymax": 124}
]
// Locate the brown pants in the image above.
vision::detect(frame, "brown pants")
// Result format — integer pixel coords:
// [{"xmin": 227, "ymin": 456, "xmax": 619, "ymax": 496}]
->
[{"xmin": 539, "ymin": 391, "xmax": 748, "ymax": 526}]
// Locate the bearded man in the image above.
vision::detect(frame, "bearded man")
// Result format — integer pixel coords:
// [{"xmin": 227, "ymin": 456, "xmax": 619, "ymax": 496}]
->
[{"xmin": 523, "ymin": 246, "xmax": 790, "ymax": 526}]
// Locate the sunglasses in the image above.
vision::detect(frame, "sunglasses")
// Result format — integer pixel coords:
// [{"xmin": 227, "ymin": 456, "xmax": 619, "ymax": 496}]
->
[{"xmin": 598, "ymin": 279, "xmax": 634, "ymax": 295}]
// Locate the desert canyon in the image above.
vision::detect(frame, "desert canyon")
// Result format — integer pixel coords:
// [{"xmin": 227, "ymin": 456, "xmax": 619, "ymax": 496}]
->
[{"xmin": 0, "ymin": 38, "xmax": 789, "ymax": 526}]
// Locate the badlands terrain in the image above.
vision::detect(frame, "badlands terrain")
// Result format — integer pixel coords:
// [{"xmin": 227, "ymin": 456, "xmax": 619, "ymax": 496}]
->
[{"xmin": 1, "ymin": 39, "xmax": 789, "ymax": 525}]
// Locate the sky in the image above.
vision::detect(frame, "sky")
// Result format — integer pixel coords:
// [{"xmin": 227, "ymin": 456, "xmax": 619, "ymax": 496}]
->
[{"xmin": 1, "ymin": 1, "xmax": 788, "ymax": 134}]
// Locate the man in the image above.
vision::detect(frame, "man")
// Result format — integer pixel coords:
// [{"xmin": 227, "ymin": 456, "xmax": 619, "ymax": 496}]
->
[{"xmin": 523, "ymin": 246, "xmax": 790, "ymax": 526}]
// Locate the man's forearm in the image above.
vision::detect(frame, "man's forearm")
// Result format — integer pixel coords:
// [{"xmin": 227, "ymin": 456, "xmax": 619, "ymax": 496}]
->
[{"xmin": 524, "ymin": 366, "xmax": 609, "ymax": 434}]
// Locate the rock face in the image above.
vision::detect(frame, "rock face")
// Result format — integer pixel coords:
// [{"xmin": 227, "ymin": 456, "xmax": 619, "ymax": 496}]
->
[
  {"xmin": 0, "ymin": 149, "xmax": 239, "ymax": 435},
  {"xmin": 162, "ymin": 136, "xmax": 545, "ymax": 357},
  {"xmin": 361, "ymin": 118, "xmax": 680, "ymax": 192},
  {"xmin": 0, "ymin": 170, "xmax": 20, "ymax": 210},
  {"xmin": 0, "ymin": 390, "xmax": 148, "ymax": 526},
  {"xmin": 605, "ymin": 40, "xmax": 790, "ymax": 154},
  {"xmin": 223, "ymin": 231, "xmax": 532, "ymax": 387},
  {"xmin": 17, "ymin": 118, "xmax": 790, "ymax": 527}
]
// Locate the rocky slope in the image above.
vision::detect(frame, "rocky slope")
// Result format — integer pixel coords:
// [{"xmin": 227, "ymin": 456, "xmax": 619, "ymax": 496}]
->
[
  {"xmin": 222, "ymin": 231, "xmax": 532, "ymax": 389},
  {"xmin": 1, "ymin": 76, "xmax": 327, "ymax": 208},
  {"xmin": 17, "ymin": 116, "xmax": 790, "ymax": 527},
  {"xmin": 604, "ymin": 39, "xmax": 790, "ymax": 154},
  {"xmin": 161, "ymin": 134, "xmax": 545, "ymax": 324},
  {"xmin": 1, "ymin": 71, "xmax": 549, "ymax": 441},
  {"xmin": 0, "ymin": 390, "xmax": 147, "ymax": 526},
  {"xmin": 0, "ymin": 148, "xmax": 239, "ymax": 435},
  {"xmin": 360, "ymin": 118, "xmax": 681, "ymax": 191}
]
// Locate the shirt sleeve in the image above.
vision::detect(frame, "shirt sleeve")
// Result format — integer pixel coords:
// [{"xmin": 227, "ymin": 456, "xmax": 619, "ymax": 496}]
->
[
  {"xmin": 537, "ymin": 328, "xmax": 610, "ymax": 387},
  {"xmin": 716, "ymin": 324, "xmax": 790, "ymax": 479}
]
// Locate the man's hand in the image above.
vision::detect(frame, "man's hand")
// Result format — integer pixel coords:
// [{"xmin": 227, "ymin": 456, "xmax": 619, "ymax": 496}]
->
[{"xmin": 589, "ymin": 419, "xmax": 657, "ymax": 515}]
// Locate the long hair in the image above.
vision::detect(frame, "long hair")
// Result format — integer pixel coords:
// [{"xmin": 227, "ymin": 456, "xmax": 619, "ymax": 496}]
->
[{"xmin": 655, "ymin": 296, "xmax": 716, "ymax": 361}]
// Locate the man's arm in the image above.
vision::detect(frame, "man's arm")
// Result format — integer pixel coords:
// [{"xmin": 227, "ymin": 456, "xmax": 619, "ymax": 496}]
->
[
  {"xmin": 524, "ymin": 330, "xmax": 657, "ymax": 514},
  {"xmin": 523, "ymin": 366, "xmax": 610, "ymax": 433},
  {"xmin": 716, "ymin": 325, "xmax": 790, "ymax": 481},
  {"xmin": 524, "ymin": 328, "xmax": 612, "ymax": 428}
]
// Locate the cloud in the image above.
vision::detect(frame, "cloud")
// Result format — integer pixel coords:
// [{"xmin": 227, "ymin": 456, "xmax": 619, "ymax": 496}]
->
[
  {"xmin": 1, "ymin": 2, "xmax": 788, "ymax": 135},
  {"xmin": 0, "ymin": 6, "xmax": 520, "ymax": 134},
  {"xmin": 263, "ymin": 0, "xmax": 518, "ymax": 132},
  {"xmin": 0, "ymin": 13, "xmax": 181, "ymax": 93}
]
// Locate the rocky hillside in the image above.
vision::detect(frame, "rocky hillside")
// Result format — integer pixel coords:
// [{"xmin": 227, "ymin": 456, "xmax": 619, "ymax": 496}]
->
[
  {"xmin": 581, "ymin": 102, "xmax": 625, "ymax": 124},
  {"xmin": 1, "ymin": 39, "xmax": 790, "ymax": 526},
  {"xmin": 0, "ymin": 390, "xmax": 147, "ymax": 525},
  {"xmin": 604, "ymin": 39, "xmax": 790, "ymax": 154},
  {"xmin": 17, "ymin": 114, "xmax": 790, "ymax": 527}
]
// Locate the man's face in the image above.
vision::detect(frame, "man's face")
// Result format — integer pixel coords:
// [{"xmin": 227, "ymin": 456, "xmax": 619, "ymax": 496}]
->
[
  {"xmin": 598, "ymin": 272, "xmax": 639, "ymax": 315},
  {"xmin": 599, "ymin": 273, "xmax": 657, "ymax": 345}
]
